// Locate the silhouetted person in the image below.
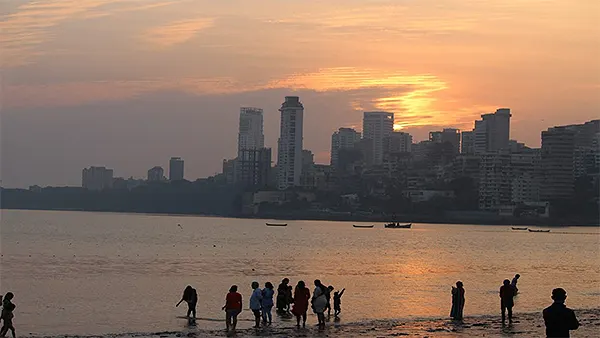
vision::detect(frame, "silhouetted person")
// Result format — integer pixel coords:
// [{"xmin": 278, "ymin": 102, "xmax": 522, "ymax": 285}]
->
[
  {"xmin": 291, "ymin": 280, "xmax": 311, "ymax": 328},
  {"xmin": 500, "ymin": 279, "xmax": 515, "ymax": 323},
  {"xmin": 312, "ymin": 279, "xmax": 328, "ymax": 329},
  {"xmin": 543, "ymin": 288, "xmax": 579, "ymax": 338},
  {"xmin": 511, "ymin": 274, "xmax": 520, "ymax": 293},
  {"xmin": 249, "ymin": 281, "xmax": 263, "ymax": 328},
  {"xmin": 0, "ymin": 292, "xmax": 16, "ymax": 338},
  {"xmin": 277, "ymin": 278, "xmax": 291, "ymax": 313},
  {"xmin": 262, "ymin": 282, "xmax": 275, "ymax": 325},
  {"xmin": 450, "ymin": 281, "xmax": 465, "ymax": 320},
  {"xmin": 222, "ymin": 285, "xmax": 242, "ymax": 333},
  {"xmin": 333, "ymin": 288, "xmax": 345, "ymax": 318},
  {"xmin": 176, "ymin": 285, "xmax": 198, "ymax": 320},
  {"xmin": 325, "ymin": 285, "xmax": 334, "ymax": 317}
]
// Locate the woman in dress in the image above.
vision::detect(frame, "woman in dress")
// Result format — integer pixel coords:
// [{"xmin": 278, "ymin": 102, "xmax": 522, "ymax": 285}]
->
[
  {"xmin": 291, "ymin": 281, "xmax": 311, "ymax": 328},
  {"xmin": 450, "ymin": 281, "xmax": 465, "ymax": 320},
  {"xmin": 312, "ymin": 279, "xmax": 328, "ymax": 329}
]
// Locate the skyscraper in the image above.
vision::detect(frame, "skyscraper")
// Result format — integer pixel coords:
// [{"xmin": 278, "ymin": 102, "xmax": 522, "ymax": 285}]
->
[
  {"xmin": 147, "ymin": 166, "xmax": 164, "ymax": 182},
  {"xmin": 330, "ymin": 128, "xmax": 361, "ymax": 168},
  {"xmin": 363, "ymin": 111, "xmax": 394, "ymax": 165},
  {"xmin": 238, "ymin": 107, "xmax": 264, "ymax": 152},
  {"xmin": 472, "ymin": 108, "xmax": 512, "ymax": 154},
  {"xmin": 277, "ymin": 96, "xmax": 304, "ymax": 190},
  {"xmin": 430, "ymin": 128, "xmax": 460, "ymax": 154},
  {"xmin": 169, "ymin": 157, "xmax": 184, "ymax": 181},
  {"xmin": 82, "ymin": 166, "xmax": 114, "ymax": 190},
  {"xmin": 461, "ymin": 131, "xmax": 474, "ymax": 154}
]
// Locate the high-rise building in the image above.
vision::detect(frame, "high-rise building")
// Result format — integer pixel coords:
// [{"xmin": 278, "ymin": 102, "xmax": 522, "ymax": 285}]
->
[
  {"xmin": 363, "ymin": 111, "xmax": 394, "ymax": 165},
  {"xmin": 277, "ymin": 96, "xmax": 304, "ymax": 190},
  {"xmin": 384, "ymin": 131, "xmax": 412, "ymax": 154},
  {"xmin": 331, "ymin": 128, "xmax": 361, "ymax": 168},
  {"xmin": 236, "ymin": 148, "xmax": 272, "ymax": 188},
  {"xmin": 541, "ymin": 127, "xmax": 575, "ymax": 200},
  {"xmin": 147, "ymin": 166, "xmax": 164, "ymax": 182},
  {"xmin": 222, "ymin": 159, "xmax": 236, "ymax": 184},
  {"xmin": 82, "ymin": 166, "xmax": 114, "ymax": 190},
  {"xmin": 478, "ymin": 150, "xmax": 512, "ymax": 210},
  {"xmin": 511, "ymin": 150, "xmax": 541, "ymax": 203},
  {"xmin": 472, "ymin": 108, "xmax": 512, "ymax": 154},
  {"xmin": 238, "ymin": 107, "xmax": 264, "ymax": 153},
  {"xmin": 461, "ymin": 131, "xmax": 474, "ymax": 154},
  {"xmin": 430, "ymin": 128, "xmax": 460, "ymax": 154},
  {"xmin": 169, "ymin": 157, "xmax": 184, "ymax": 181}
]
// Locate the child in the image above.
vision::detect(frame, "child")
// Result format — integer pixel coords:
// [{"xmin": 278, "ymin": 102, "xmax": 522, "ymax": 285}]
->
[
  {"xmin": 0, "ymin": 292, "xmax": 16, "ymax": 338},
  {"xmin": 333, "ymin": 288, "xmax": 345, "ymax": 318}
]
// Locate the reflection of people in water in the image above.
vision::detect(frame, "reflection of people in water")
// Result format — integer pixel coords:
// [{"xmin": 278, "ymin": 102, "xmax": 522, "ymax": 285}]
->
[
  {"xmin": 291, "ymin": 281, "xmax": 310, "ymax": 328},
  {"xmin": 312, "ymin": 280, "xmax": 328, "ymax": 329},
  {"xmin": 276, "ymin": 278, "xmax": 291, "ymax": 313},
  {"xmin": 0, "ymin": 292, "xmax": 16, "ymax": 338},
  {"xmin": 261, "ymin": 282, "xmax": 275, "ymax": 325},
  {"xmin": 176, "ymin": 285, "xmax": 198, "ymax": 319},
  {"xmin": 500, "ymin": 279, "xmax": 515, "ymax": 323},
  {"xmin": 511, "ymin": 274, "xmax": 520, "ymax": 293},
  {"xmin": 222, "ymin": 285, "xmax": 242, "ymax": 333},
  {"xmin": 543, "ymin": 288, "xmax": 579, "ymax": 338},
  {"xmin": 450, "ymin": 281, "xmax": 465, "ymax": 320},
  {"xmin": 334, "ymin": 288, "xmax": 345, "ymax": 318}
]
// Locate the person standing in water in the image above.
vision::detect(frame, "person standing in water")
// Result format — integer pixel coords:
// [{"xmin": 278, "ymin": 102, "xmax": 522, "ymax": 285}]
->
[
  {"xmin": 543, "ymin": 288, "xmax": 579, "ymax": 338},
  {"xmin": 291, "ymin": 280, "xmax": 311, "ymax": 328},
  {"xmin": 222, "ymin": 285, "xmax": 242, "ymax": 333},
  {"xmin": 333, "ymin": 288, "xmax": 345, "ymax": 318},
  {"xmin": 0, "ymin": 292, "xmax": 16, "ymax": 338},
  {"xmin": 325, "ymin": 285, "xmax": 334, "ymax": 317},
  {"xmin": 312, "ymin": 280, "xmax": 328, "ymax": 329},
  {"xmin": 249, "ymin": 281, "xmax": 263, "ymax": 329},
  {"xmin": 176, "ymin": 285, "xmax": 198, "ymax": 320},
  {"xmin": 276, "ymin": 278, "xmax": 291, "ymax": 313},
  {"xmin": 261, "ymin": 282, "xmax": 275, "ymax": 325},
  {"xmin": 511, "ymin": 274, "xmax": 520, "ymax": 293},
  {"xmin": 500, "ymin": 279, "xmax": 515, "ymax": 324},
  {"xmin": 450, "ymin": 281, "xmax": 465, "ymax": 320}
]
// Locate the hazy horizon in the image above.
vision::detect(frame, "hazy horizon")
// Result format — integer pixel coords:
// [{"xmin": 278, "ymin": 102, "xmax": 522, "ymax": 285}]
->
[{"xmin": 2, "ymin": 0, "xmax": 599, "ymax": 188}]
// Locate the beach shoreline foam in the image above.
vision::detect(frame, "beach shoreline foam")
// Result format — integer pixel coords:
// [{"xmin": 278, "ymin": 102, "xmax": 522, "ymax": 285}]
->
[{"xmin": 23, "ymin": 308, "xmax": 600, "ymax": 338}]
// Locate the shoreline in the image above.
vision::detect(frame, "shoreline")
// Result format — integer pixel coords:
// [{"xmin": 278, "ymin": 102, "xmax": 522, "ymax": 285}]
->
[
  {"xmin": 23, "ymin": 308, "xmax": 600, "ymax": 337},
  {"xmin": 2, "ymin": 207, "xmax": 599, "ymax": 227}
]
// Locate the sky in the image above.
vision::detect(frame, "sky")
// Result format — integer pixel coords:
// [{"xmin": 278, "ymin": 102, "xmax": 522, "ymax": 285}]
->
[{"xmin": 1, "ymin": 0, "xmax": 599, "ymax": 188}]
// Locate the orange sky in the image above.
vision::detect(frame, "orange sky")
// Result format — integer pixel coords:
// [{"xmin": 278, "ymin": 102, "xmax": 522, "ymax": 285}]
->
[{"xmin": 1, "ymin": 0, "xmax": 599, "ymax": 187}]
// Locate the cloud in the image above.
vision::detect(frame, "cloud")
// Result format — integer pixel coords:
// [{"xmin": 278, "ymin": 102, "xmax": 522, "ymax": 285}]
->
[
  {"xmin": 139, "ymin": 18, "xmax": 215, "ymax": 49},
  {"xmin": 0, "ymin": 0, "xmax": 181, "ymax": 67}
]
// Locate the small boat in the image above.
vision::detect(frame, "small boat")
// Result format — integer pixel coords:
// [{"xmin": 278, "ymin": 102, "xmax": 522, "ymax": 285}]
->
[
  {"xmin": 528, "ymin": 229, "xmax": 550, "ymax": 233},
  {"xmin": 511, "ymin": 227, "xmax": 528, "ymax": 231},
  {"xmin": 353, "ymin": 224, "xmax": 374, "ymax": 228},
  {"xmin": 385, "ymin": 223, "xmax": 412, "ymax": 229},
  {"xmin": 266, "ymin": 223, "xmax": 287, "ymax": 227}
]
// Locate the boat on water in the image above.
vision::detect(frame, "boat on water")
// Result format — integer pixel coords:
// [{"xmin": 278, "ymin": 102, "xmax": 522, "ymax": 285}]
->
[
  {"xmin": 511, "ymin": 227, "xmax": 528, "ymax": 231},
  {"xmin": 266, "ymin": 223, "xmax": 288, "ymax": 227},
  {"xmin": 353, "ymin": 224, "xmax": 374, "ymax": 228},
  {"xmin": 528, "ymin": 229, "xmax": 550, "ymax": 233},
  {"xmin": 385, "ymin": 223, "xmax": 412, "ymax": 229}
]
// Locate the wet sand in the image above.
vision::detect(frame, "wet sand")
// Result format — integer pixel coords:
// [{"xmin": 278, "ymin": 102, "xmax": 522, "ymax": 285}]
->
[{"xmin": 28, "ymin": 308, "xmax": 600, "ymax": 338}]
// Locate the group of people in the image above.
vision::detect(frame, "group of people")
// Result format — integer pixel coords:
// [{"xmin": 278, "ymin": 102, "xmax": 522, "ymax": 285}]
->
[
  {"xmin": 178, "ymin": 278, "xmax": 346, "ymax": 334},
  {"xmin": 449, "ymin": 274, "xmax": 580, "ymax": 337},
  {"xmin": 0, "ymin": 292, "xmax": 16, "ymax": 338}
]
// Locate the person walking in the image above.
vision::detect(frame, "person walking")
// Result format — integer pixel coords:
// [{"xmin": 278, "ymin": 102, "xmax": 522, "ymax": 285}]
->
[
  {"xmin": 543, "ymin": 288, "xmax": 579, "ymax": 338},
  {"xmin": 450, "ymin": 281, "xmax": 465, "ymax": 320},
  {"xmin": 176, "ymin": 285, "xmax": 198, "ymax": 320},
  {"xmin": 500, "ymin": 279, "xmax": 515, "ymax": 323},
  {"xmin": 291, "ymin": 281, "xmax": 311, "ymax": 328},
  {"xmin": 222, "ymin": 285, "xmax": 242, "ymax": 334},
  {"xmin": 249, "ymin": 281, "xmax": 263, "ymax": 329},
  {"xmin": 262, "ymin": 282, "xmax": 275, "ymax": 325},
  {"xmin": 0, "ymin": 292, "xmax": 16, "ymax": 338},
  {"xmin": 312, "ymin": 280, "xmax": 328, "ymax": 329}
]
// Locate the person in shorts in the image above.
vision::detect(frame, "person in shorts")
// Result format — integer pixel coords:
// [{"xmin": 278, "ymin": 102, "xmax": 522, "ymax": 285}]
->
[{"xmin": 222, "ymin": 285, "xmax": 242, "ymax": 333}]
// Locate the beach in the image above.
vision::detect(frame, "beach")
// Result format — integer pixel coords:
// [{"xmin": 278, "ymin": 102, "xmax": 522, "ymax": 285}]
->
[{"xmin": 1, "ymin": 210, "xmax": 599, "ymax": 336}]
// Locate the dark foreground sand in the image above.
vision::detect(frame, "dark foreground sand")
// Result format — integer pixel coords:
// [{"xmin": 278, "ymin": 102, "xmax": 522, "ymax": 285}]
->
[{"xmin": 33, "ymin": 309, "xmax": 600, "ymax": 338}]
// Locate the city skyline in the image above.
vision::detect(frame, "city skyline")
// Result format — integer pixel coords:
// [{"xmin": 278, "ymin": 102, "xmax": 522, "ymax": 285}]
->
[{"xmin": 2, "ymin": 0, "xmax": 599, "ymax": 187}]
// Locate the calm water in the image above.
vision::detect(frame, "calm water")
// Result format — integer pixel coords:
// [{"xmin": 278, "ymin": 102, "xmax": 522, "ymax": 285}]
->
[{"xmin": 1, "ymin": 210, "xmax": 599, "ymax": 336}]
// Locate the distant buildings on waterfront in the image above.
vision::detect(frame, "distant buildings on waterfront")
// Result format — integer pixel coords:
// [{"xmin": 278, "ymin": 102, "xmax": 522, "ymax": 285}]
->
[{"xmin": 76, "ymin": 96, "xmax": 598, "ymax": 221}]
